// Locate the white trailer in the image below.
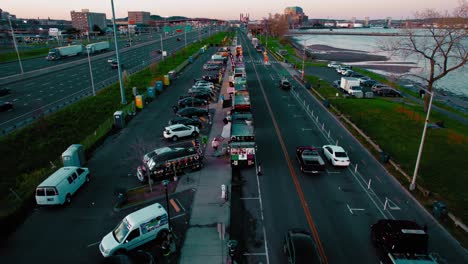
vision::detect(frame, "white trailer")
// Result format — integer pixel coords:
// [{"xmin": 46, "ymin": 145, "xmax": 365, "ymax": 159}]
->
[
  {"xmin": 86, "ymin": 41, "xmax": 110, "ymax": 54},
  {"xmin": 340, "ymin": 77, "xmax": 361, "ymax": 94},
  {"xmin": 46, "ymin": 44, "xmax": 84, "ymax": 60}
]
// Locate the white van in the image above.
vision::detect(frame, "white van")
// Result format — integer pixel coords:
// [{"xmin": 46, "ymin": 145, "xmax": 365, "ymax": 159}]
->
[
  {"xmin": 99, "ymin": 203, "xmax": 169, "ymax": 257},
  {"xmin": 35, "ymin": 166, "xmax": 90, "ymax": 205}
]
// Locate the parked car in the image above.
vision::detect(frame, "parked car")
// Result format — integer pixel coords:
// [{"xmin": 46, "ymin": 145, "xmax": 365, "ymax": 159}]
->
[
  {"xmin": 296, "ymin": 146, "xmax": 326, "ymax": 174},
  {"xmin": 327, "ymin": 61, "xmax": 340, "ymax": 69},
  {"xmin": 193, "ymin": 82, "xmax": 214, "ymax": 89},
  {"xmin": 342, "ymin": 69, "xmax": 354, "ymax": 76},
  {"xmin": 371, "ymin": 83, "xmax": 389, "ymax": 92},
  {"xmin": 163, "ymin": 124, "xmax": 199, "ymax": 142},
  {"xmin": 337, "ymin": 65, "xmax": 352, "ymax": 74},
  {"xmin": 0, "ymin": 101, "xmax": 13, "ymax": 112},
  {"xmin": 168, "ymin": 116, "xmax": 202, "ymax": 128},
  {"xmin": 178, "ymin": 97, "xmax": 207, "ymax": 107},
  {"xmin": 176, "ymin": 107, "xmax": 209, "ymax": 118},
  {"xmin": 189, "ymin": 87, "xmax": 215, "ymax": 95},
  {"xmin": 181, "ymin": 91, "xmax": 212, "ymax": 101},
  {"xmin": 283, "ymin": 228, "xmax": 323, "ymax": 264},
  {"xmin": 332, "ymin": 80, "xmax": 341, "ymax": 88},
  {"xmin": 361, "ymin": 79, "xmax": 378, "ymax": 88},
  {"xmin": 0, "ymin": 88, "xmax": 11, "ymax": 97},
  {"xmin": 279, "ymin": 78, "xmax": 292, "ymax": 90},
  {"xmin": 376, "ymin": 88, "xmax": 402, "ymax": 97},
  {"xmin": 202, "ymin": 75, "xmax": 220, "ymax": 83},
  {"xmin": 322, "ymin": 145, "xmax": 350, "ymax": 167},
  {"xmin": 203, "ymin": 64, "xmax": 221, "ymax": 71}
]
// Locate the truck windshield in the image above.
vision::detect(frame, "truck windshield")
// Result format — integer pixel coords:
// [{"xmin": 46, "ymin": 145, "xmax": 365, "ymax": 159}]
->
[{"xmin": 113, "ymin": 219, "xmax": 130, "ymax": 243}]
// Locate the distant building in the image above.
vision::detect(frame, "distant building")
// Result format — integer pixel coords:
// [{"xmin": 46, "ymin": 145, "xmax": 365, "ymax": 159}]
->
[
  {"xmin": 70, "ymin": 9, "xmax": 107, "ymax": 32},
  {"xmin": 0, "ymin": 9, "xmax": 16, "ymax": 20},
  {"xmin": 128, "ymin": 11, "xmax": 151, "ymax": 25},
  {"xmin": 284, "ymin": 6, "xmax": 308, "ymax": 27}
]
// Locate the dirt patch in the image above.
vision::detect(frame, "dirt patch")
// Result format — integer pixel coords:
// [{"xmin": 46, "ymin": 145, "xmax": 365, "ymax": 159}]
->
[
  {"xmin": 396, "ymin": 105, "xmax": 424, "ymax": 122},
  {"xmin": 447, "ymin": 131, "xmax": 468, "ymax": 145}
]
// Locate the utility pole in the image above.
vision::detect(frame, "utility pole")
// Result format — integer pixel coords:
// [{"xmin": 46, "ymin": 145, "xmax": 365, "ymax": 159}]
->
[
  {"xmin": 8, "ymin": 16, "xmax": 24, "ymax": 74},
  {"xmin": 110, "ymin": 0, "xmax": 127, "ymax": 104},
  {"xmin": 302, "ymin": 39, "xmax": 306, "ymax": 81},
  {"xmin": 160, "ymin": 34, "xmax": 164, "ymax": 61}
]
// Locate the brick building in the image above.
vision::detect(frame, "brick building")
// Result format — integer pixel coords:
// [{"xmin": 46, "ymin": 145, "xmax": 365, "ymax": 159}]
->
[
  {"xmin": 70, "ymin": 9, "xmax": 107, "ymax": 32},
  {"xmin": 128, "ymin": 11, "xmax": 151, "ymax": 25}
]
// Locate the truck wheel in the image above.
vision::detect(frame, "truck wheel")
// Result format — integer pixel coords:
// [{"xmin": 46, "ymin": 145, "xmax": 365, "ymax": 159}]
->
[{"xmin": 172, "ymin": 136, "xmax": 179, "ymax": 142}]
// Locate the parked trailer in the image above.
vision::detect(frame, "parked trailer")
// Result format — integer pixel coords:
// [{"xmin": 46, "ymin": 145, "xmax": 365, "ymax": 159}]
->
[
  {"xmin": 86, "ymin": 41, "xmax": 110, "ymax": 54},
  {"xmin": 46, "ymin": 44, "xmax": 84, "ymax": 60}
]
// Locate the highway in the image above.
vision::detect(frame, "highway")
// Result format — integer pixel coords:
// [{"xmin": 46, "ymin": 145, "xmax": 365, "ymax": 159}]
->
[
  {"xmin": 0, "ymin": 46, "xmax": 219, "ymax": 264},
  {"xmin": 0, "ymin": 28, "xmax": 219, "ymax": 134},
  {"xmin": 236, "ymin": 31, "xmax": 467, "ymax": 263}
]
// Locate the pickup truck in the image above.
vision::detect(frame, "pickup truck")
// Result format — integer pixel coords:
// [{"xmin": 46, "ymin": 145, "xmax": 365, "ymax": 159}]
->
[{"xmin": 296, "ymin": 146, "xmax": 326, "ymax": 174}]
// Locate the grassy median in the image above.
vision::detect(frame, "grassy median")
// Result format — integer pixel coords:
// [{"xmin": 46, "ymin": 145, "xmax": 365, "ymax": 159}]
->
[{"xmin": 0, "ymin": 31, "xmax": 232, "ymax": 221}]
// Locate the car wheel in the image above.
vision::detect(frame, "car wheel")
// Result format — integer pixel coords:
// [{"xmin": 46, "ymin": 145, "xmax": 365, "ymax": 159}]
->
[
  {"xmin": 172, "ymin": 136, "xmax": 179, "ymax": 142},
  {"xmin": 156, "ymin": 229, "xmax": 169, "ymax": 243},
  {"xmin": 114, "ymin": 249, "xmax": 126, "ymax": 256},
  {"xmin": 192, "ymin": 131, "xmax": 199, "ymax": 137},
  {"xmin": 64, "ymin": 194, "xmax": 71, "ymax": 205}
]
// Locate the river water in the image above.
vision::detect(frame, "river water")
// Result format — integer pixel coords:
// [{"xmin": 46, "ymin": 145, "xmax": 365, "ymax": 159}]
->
[{"xmin": 293, "ymin": 28, "xmax": 467, "ymax": 98}]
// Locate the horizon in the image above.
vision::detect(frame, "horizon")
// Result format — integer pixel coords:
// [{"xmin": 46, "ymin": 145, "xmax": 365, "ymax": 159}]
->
[{"xmin": 3, "ymin": 0, "xmax": 461, "ymax": 21}]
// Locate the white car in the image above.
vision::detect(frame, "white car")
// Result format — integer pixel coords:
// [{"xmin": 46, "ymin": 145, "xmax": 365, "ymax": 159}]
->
[
  {"xmin": 337, "ymin": 66, "xmax": 352, "ymax": 74},
  {"xmin": 163, "ymin": 124, "xmax": 199, "ymax": 142},
  {"xmin": 322, "ymin": 145, "xmax": 350, "ymax": 167},
  {"xmin": 107, "ymin": 57, "xmax": 116, "ymax": 63},
  {"xmin": 193, "ymin": 83, "xmax": 214, "ymax": 89},
  {"xmin": 328, "ymin": 62, "xmax": 340, "ymax": 69}
]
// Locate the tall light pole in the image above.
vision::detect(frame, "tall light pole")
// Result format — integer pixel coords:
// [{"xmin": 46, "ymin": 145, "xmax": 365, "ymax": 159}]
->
[
  {"xmin": 410, "ymin": 90, "xmax": 434, "ymax": 191},
  {"xmin": 160, "ymin": 34, "xmax": 164, "ymax": 61},
  {"xmin": 8, "ymin": 16, "xmax": 24, "ymax": 75},
  {"xmin": 302, "ymin": 39, "xmax": 306, "ymax": 81},
  {"xmin": 110, "ymin": 0, "xmax": 127, "ymax": 105},
  {"xmin": 184, "ymin": 27, "xmax": 187, "ymax": 48},
  {"xmin": 86, "ymin": 47, "xmax": 96, "ymax": 96}
]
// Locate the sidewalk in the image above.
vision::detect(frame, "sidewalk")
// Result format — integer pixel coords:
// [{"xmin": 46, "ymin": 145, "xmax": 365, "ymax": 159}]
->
[{"xmin": 178, "ymin": 59, "xmax": 232, "ymax": 264}]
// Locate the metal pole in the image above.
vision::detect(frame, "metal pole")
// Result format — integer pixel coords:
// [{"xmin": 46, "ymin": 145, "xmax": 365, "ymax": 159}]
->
[
  {"xmin": 409, "ymin": 92, "xmax": 434, "ymax": 191},
  {"xmin": 184, "ymin": 28, "xmax": 187, "ymax": 48},
  {"xmin": 160, "ymin": 34, "xmax": 164, "ymax": 61},
  {"xmin": 302, "ymin": 39, "xmax": 306, "ymax": 81},
  {"xmin": 111, "ymin": 0, "xmax": 127, "ymax": 104},
  {"xmin": 86, "ymin": 48, "xmax": 96, "ymax": 96},
  {"xmin": 8, "ymin": 16, "xmax": 24, "ymax": 74}
]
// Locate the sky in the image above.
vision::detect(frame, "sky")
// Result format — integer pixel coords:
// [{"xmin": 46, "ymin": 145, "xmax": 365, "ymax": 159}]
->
[{"xmin": 3, "ymin": 0, "xmax": 462, "ymax": 21}]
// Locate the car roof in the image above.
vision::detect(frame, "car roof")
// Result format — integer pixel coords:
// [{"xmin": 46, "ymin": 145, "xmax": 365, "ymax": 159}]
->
[
  {"xmin": 38, "ymin": 166, "xmax": 81, "ymax": 187},
  {"xmin": 288, "ymin": 230, "xmax": 321, "ymax": 264},
  {"xmin": 166, "ymin": 124, "xmax": 187, "ymax": 129},
  {"xmin": 125, "ymin": 203, "xmax": 167, "ymax": 227},
  {"xmin": 324, "ymin": 145, "xmax": 345, "ymax": 152}
]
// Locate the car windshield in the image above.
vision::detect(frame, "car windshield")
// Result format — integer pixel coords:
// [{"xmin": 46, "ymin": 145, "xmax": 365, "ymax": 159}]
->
[
  {"xmin": 113, "ymin": 219, "xmax": 130, "ymax": 243},
  {"xmin": 335, "ymin": 151, "xmax": 348, "ymax": 158}
]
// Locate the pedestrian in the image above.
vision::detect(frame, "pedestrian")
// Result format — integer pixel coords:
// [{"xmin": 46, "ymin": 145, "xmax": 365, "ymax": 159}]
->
[
  {"xmin": 221, "ymin": 94, "xmax": 225, "ymax": 102},
  {"xmin": 172, "ymin": 105, "xmax": 179, "ymax": 114},
  {"xmin": 212, "ymin": 138, "xmax": 220, "ymax": 151}
]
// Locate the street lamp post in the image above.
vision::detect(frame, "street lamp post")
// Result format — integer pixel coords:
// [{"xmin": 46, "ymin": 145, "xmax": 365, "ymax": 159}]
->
[
  {"xmin": 184, "ymin": 27, "xmax": 187, "ymax": 48},
  {"xmin": 302, "ymin": 39, "xmax": 306, "ymax": 81},
  {"xmin": 409, "ymin": 90, "xmax": 434, "ymax": 191},
  {"xmin": 86, "ymin": 48, "xmax": 96, "ymax": 96},
  {"xmin": 7, "ymin": 15, "xmax": 24, "ymax": 75},
  {"xmin": 160, "ymin": 34, "xmax": 164, "ymax": 61},
  {"xmin": 110, "ymin": 0, "xmax": 127, "ymax": 105},
  {"xmin": 162, "ymin": 179, "xmax": 172, "ymax": 231}
]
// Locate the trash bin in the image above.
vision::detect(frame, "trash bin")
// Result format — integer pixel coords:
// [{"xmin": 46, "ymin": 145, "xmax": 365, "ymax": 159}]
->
[
  {"xmin": 432, "ymin": 201, "xmax": 448, "ymax": 219},
  {"xmin": 114, "ymin": 111, "xmax": 125, "ymax": 129},
  {"xmin": 147, "ymin": 87, "xmax": 156, "ymax": 98},
  {"xmin": 155, "ymin": 81, "xmax": 163, "ymax": 92},
  {"xmin": 163, "ymin": 75, "xmax": 170, "ymax": 86},
  {"xmin": 132, "ymin": 86, "xmax": 138, "ymax": 97},
  {"xmin": 135, "ymin": 95, "xmax": 144, "ymax": 109},
  {"xmin": 323, "ymin": 99, "xmax": 330, "ymax": 108},
  {"xmin": 379, "ymin": 151, "xmax": 390, "ymax": 163},
  {"xmin": 200, "ymin": 47, "xmax": 205, "ymax": 53},
  {"xmin": 189, "ymin": 56, "xmax": 193, "ymax": 63}
]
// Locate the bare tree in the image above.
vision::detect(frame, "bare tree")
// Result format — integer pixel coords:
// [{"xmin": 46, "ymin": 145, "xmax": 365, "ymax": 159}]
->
[
  {"xmin": 380, "ymin": 1, "xmax": 467, "ymax": 111},
  {"xmin": 265, "ymin": 13, "xmax": 289, "ymax": 37}
]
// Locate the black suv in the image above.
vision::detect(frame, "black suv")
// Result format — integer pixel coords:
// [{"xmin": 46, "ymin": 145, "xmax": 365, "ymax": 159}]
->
[
  {"xmin": 279, "ymin": 79, "xmax": 292, "ymax": 90},
  {"xmin": 283, "ymin": 229, "xmax": 322, "ymax": 264}
]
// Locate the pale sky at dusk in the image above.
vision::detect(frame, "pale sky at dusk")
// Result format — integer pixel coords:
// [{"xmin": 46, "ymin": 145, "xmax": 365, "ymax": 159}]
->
[{"xmin": 3, "ymin": 0, "xmax": 461, "ymax": 21}]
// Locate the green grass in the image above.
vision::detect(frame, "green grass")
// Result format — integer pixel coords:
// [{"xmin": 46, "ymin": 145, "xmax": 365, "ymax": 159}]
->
[
  {"xmin": 0, "ymin": 48, "xmax": 49, "ymax": 63},
  {"xmin": 306, "ymin": 77, "xmax": 468, "ymax": 223},
  {"xmin": 0, "ymin": 31, "xmax": 231, "ymax": 218}
]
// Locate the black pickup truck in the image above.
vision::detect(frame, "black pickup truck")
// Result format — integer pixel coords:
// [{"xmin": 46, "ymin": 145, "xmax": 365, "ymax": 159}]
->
[{"xmin": 296, "ymin": 146, "xmax": 326, "ymax": 174}]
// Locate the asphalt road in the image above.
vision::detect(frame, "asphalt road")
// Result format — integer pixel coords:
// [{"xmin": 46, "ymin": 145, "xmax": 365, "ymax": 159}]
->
[
  {"xmin": 0, "ymin": 28, "xmax": 221, "ymax": 133},
  {"xmin": 0, "ymin": 48, "xmax": 219, "ymax": 264},
  {"xmin": 237, "ymin": 32, "xmax": 467, "ymax": 263}
]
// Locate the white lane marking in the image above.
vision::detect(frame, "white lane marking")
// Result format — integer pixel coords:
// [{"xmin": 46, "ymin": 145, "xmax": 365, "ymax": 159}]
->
[
  {"xmin": 13, "ymin": 98, "xmax": 18, "ymax": 102},
  {"xmin": 301, "ymin": 128, "xmax": 313, "ymax": 131},
  {"xmin": 347, "ymin": 204, "xmax": 366, "ymax": 215},
  {"xmin": 49, "ymin": 94, "xmax": 54, "ymax": 96},
  {"xmin": 287, "ymin": 104, "xmax": 296, "ymax": 107},
  {"xmin": 27, "ymin": 94, "xmax": 31, "ymax": 97},
  {"xmin": 293, "ymin": 115, "xmax": 304, "ymax": 118},
  {"xmin": 240, "ymin": 197, "xmax": 260, "ymax": 200},
  {"xmin": 87, "ymin": 241, "xmax": 100, "ymax": 248},
  {"xmin": 326, "ymin": 170, "xmax": 341, "ymax": 174},
  {"xmin": 384, "ymin": 197, "xmax": 401, "ymax": 210}
]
